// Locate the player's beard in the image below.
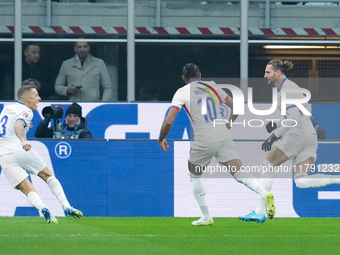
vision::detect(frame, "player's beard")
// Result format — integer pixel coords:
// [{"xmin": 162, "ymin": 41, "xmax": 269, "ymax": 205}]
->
[{"xmin": 267, "ymin": 78, "xmax": 276, "ymax": 87}]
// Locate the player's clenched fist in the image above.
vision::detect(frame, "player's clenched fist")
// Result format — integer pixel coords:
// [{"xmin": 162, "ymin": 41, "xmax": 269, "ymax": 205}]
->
[
  {"xmin": 22, "ymin": 141, "xmax": 32, "ymax": 151},
  {"xmin": 159, "ymin": 139, "xmax": 169, "ymax": 152}
]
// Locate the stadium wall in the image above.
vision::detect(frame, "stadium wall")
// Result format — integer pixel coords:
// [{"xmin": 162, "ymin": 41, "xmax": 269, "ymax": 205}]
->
[
  {"xmin": 1, "ymin": 2, "xmax": 340, "ymax": 28},
  {"xmin": 0, "ymin": 102, "xmax": 339, "ymax": 218}
]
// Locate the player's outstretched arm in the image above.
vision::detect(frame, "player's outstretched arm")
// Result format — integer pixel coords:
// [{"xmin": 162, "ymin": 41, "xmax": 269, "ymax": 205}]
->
[
  {"xmin": 158, "ymin": 107, "xmax": 179, "ymax": 151},
  {"xmin": 14, "ymin": 119, "xmax": 31, "ymax": 151}
]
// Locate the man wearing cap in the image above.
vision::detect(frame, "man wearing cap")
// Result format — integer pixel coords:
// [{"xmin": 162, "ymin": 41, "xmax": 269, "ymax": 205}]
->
[{"xmin": 35, "ymin": 102, "xmax": 92, "ymax": 139}]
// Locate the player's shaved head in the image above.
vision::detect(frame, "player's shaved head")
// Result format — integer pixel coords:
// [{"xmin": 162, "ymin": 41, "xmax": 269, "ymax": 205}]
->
[
  {"xmin": 17, "ymin": 85, "xmax": 37, "ymax": 100},
  {"xmin": 182, "ymin": 63, "xmax": 200, "ymax": 81}
]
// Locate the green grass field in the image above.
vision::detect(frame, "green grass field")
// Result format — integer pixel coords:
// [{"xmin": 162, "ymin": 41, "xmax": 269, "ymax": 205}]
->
[{"xmin": 0, "ymin": 217, "xmax": 339, "ymax": 255}]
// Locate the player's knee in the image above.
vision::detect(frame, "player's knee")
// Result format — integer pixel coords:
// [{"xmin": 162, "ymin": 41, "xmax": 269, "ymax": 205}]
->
[
  {"xmin": 46, "ymin": 175, "xmax": 57, "ymax": 184},
  {"xmin": 188, "ymin": 163, "xmax": 203, "ymax": 176},
  {"xmin": 38, "ymin": 167, "xmax": 53, "ymax": 181}
]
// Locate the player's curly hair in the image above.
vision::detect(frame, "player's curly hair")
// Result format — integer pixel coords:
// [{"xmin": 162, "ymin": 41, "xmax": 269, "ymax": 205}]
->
[
  {"xmin": 267, "ymin": 59, "xmax": 294, "ymax": 75},
  {"xmin": 182, "ymin": 63, "xmax": 200, "ymax": 81}
]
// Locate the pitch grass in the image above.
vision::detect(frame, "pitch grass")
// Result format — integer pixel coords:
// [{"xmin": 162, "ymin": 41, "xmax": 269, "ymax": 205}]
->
[{"xmin": 0, "ymin": 217, "xmax": 339, "ymax": 255}]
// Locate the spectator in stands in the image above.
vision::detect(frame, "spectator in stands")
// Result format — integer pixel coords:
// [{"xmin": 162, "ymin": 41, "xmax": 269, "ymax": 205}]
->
[
  {"xmin": 137, "ymin": 85, "xmax": 160, "ymax": 101},
  {"xmin": 310, "ymin": 116, "xmax": 326, "ymax": 140},
  {"xmin": 22, "ymin": 78, "xmax": 40, "ymax": 90},
  {"xmin": 55, "ymin": 40, "xmax": 113, "ymax": 101},
  {"xmin": 1, "ymin": 43, "xmax": 57, "ymax": 100},
  {"xmin": 35, "ymin": 102, "xmax": 92, "ymax": 139}
]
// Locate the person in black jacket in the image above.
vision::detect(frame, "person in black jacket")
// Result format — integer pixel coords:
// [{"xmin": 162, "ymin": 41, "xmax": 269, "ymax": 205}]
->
[
  {"xmin": 35, "ymin": 102, "xmax": 92, "ymax": 139},
  {"xmin": 1, "ymin": 43, "xmax": 57, "ymax": 100}
]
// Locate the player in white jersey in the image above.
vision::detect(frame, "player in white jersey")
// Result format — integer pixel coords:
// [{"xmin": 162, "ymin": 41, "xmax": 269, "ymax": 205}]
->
[
  {"xmin": 0, "ymin": 85, "xmax": 83, "ymax": 223},
  {"xmin": 239, "ymin": 59, "xmax": 340, "ymax": 223},
  {"xmin": 158, "ymin": 63, "xmax": 275, "ymax": 226}
]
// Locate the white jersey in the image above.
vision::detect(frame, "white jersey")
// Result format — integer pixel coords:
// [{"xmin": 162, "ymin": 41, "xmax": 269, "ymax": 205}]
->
[
  {"xmin": 0, "ymin": 102, "xmax": 33, "ymax": 155},
  {"xmin": 273, "ymin": 78, "xmax": 315, "ymax": 138},
  {"xmin": 171, "ymin": 80, "xmax": 231, "ymax": 144}
]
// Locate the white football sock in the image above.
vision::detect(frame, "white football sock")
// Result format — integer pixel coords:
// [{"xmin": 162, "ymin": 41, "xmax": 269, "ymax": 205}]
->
[
  {"xmin": 294, "ymin": 172, "xmax": 340, "ymax": 189},
  {"xmin": 233, "ymin": 170, "xmax": 268, "ymax": 199},
  {"xmin": 190, "ymin": 175, "xmax": 211, "ymax": 219},
  {"xmin": 27, "ymin": 191, "xmax": 46, "ymax": 211},
  {"xmin": 255, "ymin": 160, "xmax": 274, "ymax": 215},
  {"xmin": 47, "ymin": 176, "xmax": 71, "ymax": 208}
]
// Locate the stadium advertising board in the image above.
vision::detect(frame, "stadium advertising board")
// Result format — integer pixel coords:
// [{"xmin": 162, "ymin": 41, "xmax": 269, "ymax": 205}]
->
[{"xmin": 0, "ymin": 102, "xmax": 339, "ymax": 217}]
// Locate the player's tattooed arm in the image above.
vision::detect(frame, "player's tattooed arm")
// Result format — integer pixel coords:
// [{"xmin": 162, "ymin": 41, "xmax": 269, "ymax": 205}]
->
[{"xmin": 14, "ymin": 119, "xmax": 31, "ymax": 151}]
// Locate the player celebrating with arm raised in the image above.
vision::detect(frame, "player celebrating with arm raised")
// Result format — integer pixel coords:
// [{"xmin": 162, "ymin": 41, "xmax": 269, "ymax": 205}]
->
[
  {"xmin": 159, "ymin": 63, "xmax": 275, "ymax": 226},
  {"xmin": 239, "ymin": 59, "xmax": 340, "ymax": 223},
  {"xmin": 0, "ymin": 85, "xmax": 83, "ymax": 224}
]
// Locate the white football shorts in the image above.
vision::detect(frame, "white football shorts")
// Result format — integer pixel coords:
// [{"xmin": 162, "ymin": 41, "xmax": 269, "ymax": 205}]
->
[
  {"xmin": 0, "ymin": 149, "xmax": 46, "ymax": 188},
  {"xmin": 189, "ymin": 138, "xmax": 240, "ymax": 166},
  {"xmin": 274, "ymin": 132, "xmax": 317, "ymax": 164}
]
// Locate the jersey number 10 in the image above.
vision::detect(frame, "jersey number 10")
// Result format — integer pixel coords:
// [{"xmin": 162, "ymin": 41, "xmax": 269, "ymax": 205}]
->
[{"xmin": 197, "ymin": 97, "xmax": 217, "ymax": 123}]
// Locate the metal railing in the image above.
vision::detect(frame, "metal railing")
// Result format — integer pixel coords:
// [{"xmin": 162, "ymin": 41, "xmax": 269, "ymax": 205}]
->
[{"xmin": 1, "ymin": 0, "xmax": 340, "ymax": 3}]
